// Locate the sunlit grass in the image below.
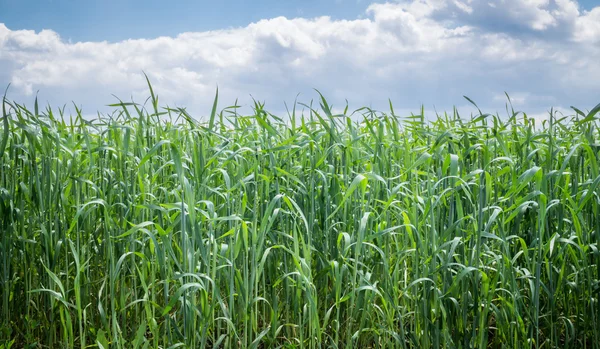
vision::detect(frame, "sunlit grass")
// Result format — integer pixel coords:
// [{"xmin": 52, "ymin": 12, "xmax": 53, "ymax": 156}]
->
[{"xmin": 1, "ymin": 81, "xmax": 600, "ymax": 348}]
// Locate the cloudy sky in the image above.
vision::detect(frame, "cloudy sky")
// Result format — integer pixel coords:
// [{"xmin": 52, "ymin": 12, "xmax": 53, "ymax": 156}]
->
[{"xmin": 0, "ymin": 0, "xmax": 599, "ymax": 120}]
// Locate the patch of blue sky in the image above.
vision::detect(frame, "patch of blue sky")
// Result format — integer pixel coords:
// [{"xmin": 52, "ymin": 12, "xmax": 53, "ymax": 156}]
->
[{"xmin": 0, "ymin": 0, "xmax": 370, "ymax": 42}]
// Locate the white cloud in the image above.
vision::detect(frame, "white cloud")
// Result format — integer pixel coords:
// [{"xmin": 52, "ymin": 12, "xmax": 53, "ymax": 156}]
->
[
  {"xmin": 574, "ymin": 7, "xmax": 600, "ymax": 42},
  {"xmin": 0, "ymin": 0, "xmax": 599, "ymax": 120}
]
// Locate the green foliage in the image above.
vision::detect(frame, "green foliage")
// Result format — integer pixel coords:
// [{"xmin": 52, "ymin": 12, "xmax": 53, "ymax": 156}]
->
[{"xmin": 1, "ymin": 85, "xmax": 600, "ymax": 348}]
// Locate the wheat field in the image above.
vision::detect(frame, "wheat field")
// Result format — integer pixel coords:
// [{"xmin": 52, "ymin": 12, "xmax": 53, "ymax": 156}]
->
[{"xmin": 1, "ymin": 81, "xmax": 600, "ymax": 348}]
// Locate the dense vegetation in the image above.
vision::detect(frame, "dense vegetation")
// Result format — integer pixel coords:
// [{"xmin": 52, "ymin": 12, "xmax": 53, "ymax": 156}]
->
[{"xmin": 1, "ymin": 82, "xmax": 600, "ymax": 348}]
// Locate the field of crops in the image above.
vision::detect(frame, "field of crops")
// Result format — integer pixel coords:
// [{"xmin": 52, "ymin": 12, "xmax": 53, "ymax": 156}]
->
[{"xmin": 1, "ymin": 83, "xmax": 600, "ymax": 348}]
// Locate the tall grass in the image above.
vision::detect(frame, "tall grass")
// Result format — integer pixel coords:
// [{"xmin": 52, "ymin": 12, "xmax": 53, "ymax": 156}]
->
[{"xmin": 1, "ymin": 82, "xmax": 599, "ymax": 348}]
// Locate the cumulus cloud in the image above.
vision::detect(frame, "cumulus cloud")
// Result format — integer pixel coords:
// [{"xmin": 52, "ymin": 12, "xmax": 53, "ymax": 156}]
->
[{"xmin": 0, "ymin": 0, "xmax": 599, "ymax": 120}]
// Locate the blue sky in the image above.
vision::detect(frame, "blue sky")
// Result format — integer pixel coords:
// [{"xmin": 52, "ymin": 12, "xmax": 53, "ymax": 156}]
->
[
  {"xmin": 1, "ymin": 0, "xmax": 597, "ymax": 42},
  {"xmin": 0, "ymin": 0, "xmax": 373, "ymax": 42},
  {"xmin": 1, "ymin": 0, "xmax": 599, "ymax": 119}
]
